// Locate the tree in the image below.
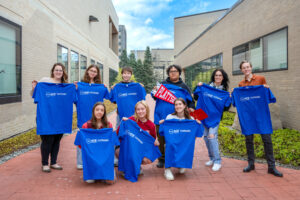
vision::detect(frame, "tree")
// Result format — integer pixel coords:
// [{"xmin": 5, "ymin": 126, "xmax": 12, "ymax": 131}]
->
[
  {"xmin": 119, "ymin": 49, "xmax": 128, "ymax": 68},
  {"xmin": 142, "ymin": 46, "xmax": 156, "ymax": 92},
  {"xmin": 128, "ymin": 52, "xmax": 137, "ymax": 73},
  {"xmin": 135, "ymin": 59, "xmax": 144, "ymax": 83}
]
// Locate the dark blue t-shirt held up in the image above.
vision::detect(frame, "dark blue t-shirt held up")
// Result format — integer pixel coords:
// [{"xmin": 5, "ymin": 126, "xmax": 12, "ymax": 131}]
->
[
  {"xmin": 159, "ymin": 119, "xmax": 203, "ymax": 168},
  {"xmin": 76, "ymin": 82, "xmax": 110, "ymax": 128},
  {"xmin": 232, "ymin": 85, "xmax": 276, "ymax": 135},
  {"xmin": 110, "ymin": 82, "xmax": 146, "ymax": 119},
  {"xmin": 74, "ymin": 128, "xmax": 119, "ymax": 181},
  {"xmin": 118, "ymin": 120, "xmax": 161, "ymax": 182},
  {"xmin": 194, "ymin": 84, "xmax": 231, "ymax": 128},
  {"xmin": 33, "ymin": 82, "xmax": 77, "ymax": 135}
]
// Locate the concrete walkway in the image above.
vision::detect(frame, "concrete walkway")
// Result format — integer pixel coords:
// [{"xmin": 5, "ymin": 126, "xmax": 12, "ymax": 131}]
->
[{"xmin": 0, "ymin": 95, "xmax": 300, "ymax": 200}]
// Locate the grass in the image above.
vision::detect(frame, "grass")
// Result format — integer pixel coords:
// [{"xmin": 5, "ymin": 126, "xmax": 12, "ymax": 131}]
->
[{"xmin": 0, "ymin": 100, "xmax": 117, "ymax": 158}]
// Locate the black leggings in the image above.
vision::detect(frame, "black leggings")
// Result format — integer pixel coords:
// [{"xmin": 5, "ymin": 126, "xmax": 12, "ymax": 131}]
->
[{"xmin": 40, "ymin": 134, "xmax": 63, "ymax": 165}]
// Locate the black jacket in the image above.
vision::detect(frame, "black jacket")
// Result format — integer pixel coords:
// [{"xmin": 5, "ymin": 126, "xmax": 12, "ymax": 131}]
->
[{"xmin": 161, "ymin": 77, "xmax": 195, "ymax": 109}]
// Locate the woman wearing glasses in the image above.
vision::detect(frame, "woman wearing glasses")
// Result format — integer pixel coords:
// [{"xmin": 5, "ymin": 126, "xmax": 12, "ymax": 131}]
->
[{"xmin": 31, "ymin": 63, "xmax": 68, "ymax": 172}]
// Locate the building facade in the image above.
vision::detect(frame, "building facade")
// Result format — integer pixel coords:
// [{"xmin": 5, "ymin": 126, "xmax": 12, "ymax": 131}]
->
[
  {"xmin": 118, "ymin": 25, "xmax": 127, "ymax": 57},
  {"xmin": 174, "ymin": 0, "xmax": 300, "ymax": 130},
  {"xmin": 0, "ymin": 0, "xmax": 119, "ymax": 140},
  {"xmin": 174, "ymin": 9, "xmax": 228, "ymax": 56},
  {"xmin": 131, "ymin": 48, "xmax": 174, "ymax": 82}
]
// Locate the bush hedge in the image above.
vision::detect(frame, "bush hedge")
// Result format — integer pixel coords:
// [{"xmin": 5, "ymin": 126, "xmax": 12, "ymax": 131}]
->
[{"xmin": 219, "ymin": 112, "xmax": 300, "ymax": 167}]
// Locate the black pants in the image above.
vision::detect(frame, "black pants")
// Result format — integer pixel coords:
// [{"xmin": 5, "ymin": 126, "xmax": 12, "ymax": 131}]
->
[
  {"xmin": 245, "ymin": 134, "xmax": 275, "ymax": 168},
  {"xmin": 40, "ymin": 134, "xmax": 63, "ymax": 165},
  {"xmin": 156, "ymin": 125, "xmax": 165, "ymax": 162}
]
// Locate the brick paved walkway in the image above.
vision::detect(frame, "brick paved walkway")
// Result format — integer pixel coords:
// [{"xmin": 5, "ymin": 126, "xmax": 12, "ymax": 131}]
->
[{"xmin": 0, "ymin": 95, "xmax": 300, "ymax": 200}]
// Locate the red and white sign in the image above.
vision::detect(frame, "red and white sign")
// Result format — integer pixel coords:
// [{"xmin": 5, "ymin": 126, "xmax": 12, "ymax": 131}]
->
[{"xmin": 154, "ymin": 85, "xmax": 177, "ymax": 104}]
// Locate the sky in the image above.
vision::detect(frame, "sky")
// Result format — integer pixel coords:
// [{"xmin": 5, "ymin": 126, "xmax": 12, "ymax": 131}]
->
[{"xmin": 112, "ymin": 0, "xmax": 238, "ymax": 53}]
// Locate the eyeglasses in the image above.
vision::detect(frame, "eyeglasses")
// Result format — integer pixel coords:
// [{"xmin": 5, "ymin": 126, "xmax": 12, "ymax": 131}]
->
[
  {"xmin": 89, "ymin": 70, "xmax": 98, "ymax": 73},
  {"xmin": 54, "ymin": 70, "xmax": 63, "ymax": 72},
  {"xmin": 169, "ymin": 70, "xmax": 179, "ymax": 73}
]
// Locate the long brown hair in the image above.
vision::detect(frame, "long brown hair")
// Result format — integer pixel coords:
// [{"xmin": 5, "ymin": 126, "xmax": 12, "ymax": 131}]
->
[
  {"xmin": 51, "ymin": 63, "xmax": 68, "ymax": 83},
  {"xmin": 82, "ymin": 65, "xmax": 102, "ymax": 83},
  {"xmin": 134, "ymin": 100, "xmax": 150, "ymax": 121},
  {"xmin": 91, "ymin": 102, "xmax": 109, "ymax": 129},
  {"xmin": 171, "ymin": 98, "xmax": 192, "ymax": 119}
]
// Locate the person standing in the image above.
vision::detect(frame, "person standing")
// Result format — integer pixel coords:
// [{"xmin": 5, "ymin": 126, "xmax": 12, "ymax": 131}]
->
[
  {"xmin": 237, "ymin": 60, "xmax": 282, "ymax": 177},
  {"xmin": 31, "ymin": 63, "xmax": 71, "ymax": 172},
  {"xmin": 194, "ymin": 69, "xmax": 231, "ymax": 172},
  {"xmin": 153, "ymin": 64, "xmax": 195, "ymax": 168}
]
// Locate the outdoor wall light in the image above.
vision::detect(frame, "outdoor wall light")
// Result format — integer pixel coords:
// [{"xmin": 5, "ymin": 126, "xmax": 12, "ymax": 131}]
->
[{"xmin": 89, "ymin": 15, "xmax": 99, "ymax": 22}]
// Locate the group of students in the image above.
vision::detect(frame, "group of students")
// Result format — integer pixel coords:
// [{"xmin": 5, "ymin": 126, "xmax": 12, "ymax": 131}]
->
[{"xmin": 31, "ymin": 60, "xmax": 283, "ymax": 185}]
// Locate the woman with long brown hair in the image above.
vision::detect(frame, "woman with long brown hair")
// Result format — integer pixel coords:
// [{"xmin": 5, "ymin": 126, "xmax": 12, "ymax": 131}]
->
[
  {"xmin": 160, "ymin": 98, "xmax": 199, "ymax": 181},
  {"xmin": 74, "ymin": 64, "xmax": 109, "ymax": 170},
  {"xmin": 77, "ymin": 102, "xmax": 115, "ymax": 184}
]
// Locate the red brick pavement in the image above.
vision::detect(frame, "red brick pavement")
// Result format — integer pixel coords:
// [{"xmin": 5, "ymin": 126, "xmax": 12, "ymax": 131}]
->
[{"xmin": 0, "ymin": 95, "xmax": 300, "ymax": 200}]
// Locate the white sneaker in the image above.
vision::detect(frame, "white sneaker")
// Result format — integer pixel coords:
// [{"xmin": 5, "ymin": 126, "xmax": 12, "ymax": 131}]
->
[
  {"xmin": 205, "ymin": 160, "xmax": 213, "ymax": 166},
  {"xmin": 85, "ymin": 179, "xmax": 95, "ymax": 183},
  {"xmin": 114, "ymin": 155, "xmax": 118, "ymax": 167},
  {"xmin": 178, "ymin": 168, "xmax": 186, "ymax": 174},
  {"xmin": 77, "ymin": 164, "xmax": 83, "ymax": 170},
  {"xmin": 164, "ymin": 168, "xmax": 174, "ymax": 181},
  {"xmin": 212, "ymin": 163, "xmax": 222, "ymax": 171}
]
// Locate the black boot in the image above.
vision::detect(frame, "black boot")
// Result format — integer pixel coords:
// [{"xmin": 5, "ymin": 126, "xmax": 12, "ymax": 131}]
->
[
  {"xmin": 268, "ymin": 167, "xmax": 283, "ymax": 177},
  {"xmin": 243, "ymin": 164, "xmax": 255, "ymax": 172},
  {"xmin": 156, "ymin": 159, "xmax": 164, "ymax": 168}
]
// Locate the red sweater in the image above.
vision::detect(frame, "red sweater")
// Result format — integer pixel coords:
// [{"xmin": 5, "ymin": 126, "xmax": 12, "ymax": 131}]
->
[
  {"xmin": 128, "ymin": 116, "xmax": 156, "ymax": 139},
  {"xmin": 117, "ymin": 116, "xmax": 156, "ymax": 139},
  {"xmin": 82, "ymin": 120, "xmax": 113, "ymax": 129}
]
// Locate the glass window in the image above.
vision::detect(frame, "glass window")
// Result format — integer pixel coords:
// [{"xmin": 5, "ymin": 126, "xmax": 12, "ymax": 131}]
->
[
  {"xmin": 232, "ymin": 27, "xmax": 287, "ymax": 74},
  {"xmin": 232, "ymin": 39, "xmax": 263, "ymax": 73},
  {"xmin": 264, "ymin": 28, "xmax": 287, "ymax": 70},
  {"xmin": 80, "ymin": 55, "xmax": 87, "ymax": 80},
  {"xmin": 184, "ymin": 53, "xmax": 223, "ymax": 90},
  {"xmin": 57, "ymin": 44, "xmax": 68, "ymax": 72},
  {"xmin": 97, "ymin": 62, "xmax": 104, "ymax": 82},
  {"xmin": 90, "ymin": 59, "xmax": 95, "ymax": 65},
  {"xmin": 70, "ymin": 51, "xmax": 79, "ymax": 82},
  {"xmin": 0, "ymin": 17, "xmax": 22, "ymax": 104}
]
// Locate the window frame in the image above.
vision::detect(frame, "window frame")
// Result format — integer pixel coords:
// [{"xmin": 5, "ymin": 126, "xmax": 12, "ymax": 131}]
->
[
  {"xmin": 232, "ymin": 27, "xmax": 288, "ymax": 75},
  {"xmin": 57, "ymin": 44, "xmax": 69, "ymax": 73},
  {"xmin": 0, "ymin": 16, "xmax": 22, "ymax": 104}
]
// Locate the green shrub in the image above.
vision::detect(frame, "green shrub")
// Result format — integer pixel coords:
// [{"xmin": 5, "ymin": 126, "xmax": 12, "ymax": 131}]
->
[{"xmin": 219, "ymin": 112, "xmax": 300, "ymax": 167}]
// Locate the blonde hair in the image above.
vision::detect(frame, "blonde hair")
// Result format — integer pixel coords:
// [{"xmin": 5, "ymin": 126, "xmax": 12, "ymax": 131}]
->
[{"xmin": 134, "ymin": 100, "xmax": 150, "ymax": 121}]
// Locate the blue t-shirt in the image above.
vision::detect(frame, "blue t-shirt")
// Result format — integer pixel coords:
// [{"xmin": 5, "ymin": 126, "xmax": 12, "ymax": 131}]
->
[
  {"xmin": 76, "ymin": 82, "xmax": 110, "ymax": 127},
  {"xmin": 152, "ymin": 84, "xmax": 193, "ymax": 125},
  {"xmin": 118, "ymin": 120, "xmax": 161, "ymax": 182},
  {"xmin": 33, "ymin": 82, "xmax": 77, "ymax": 135},
  {"xmin": 232, "ymin": 85, "xmax": 276, "ymax": 135},
  {"xmin": 194, "ymin": 84, "xmax": 231, "ymax": 128},
  {"xmin": 159, "ymin": 119, "xmax": 204, "ymax": 168},
  {"xmin": 110, "ymin": 82, "xmax": 146, "ymax": 119},
  {"xmin": 74, "ymin": 128, "xmax": 119, "ymax": 181}
]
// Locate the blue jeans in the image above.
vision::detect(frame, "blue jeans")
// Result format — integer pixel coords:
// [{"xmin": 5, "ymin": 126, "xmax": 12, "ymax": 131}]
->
[
  {"xmin": 77, "ymin": 146, "xmax": 83, "ymax": 166},
  {"xmin": 203, "ymin": 124, "xmax": 221, "ymax": 164},
  {"xmin": 115, "ymin": 114, "xmax": 121, "ymax": 129}
]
